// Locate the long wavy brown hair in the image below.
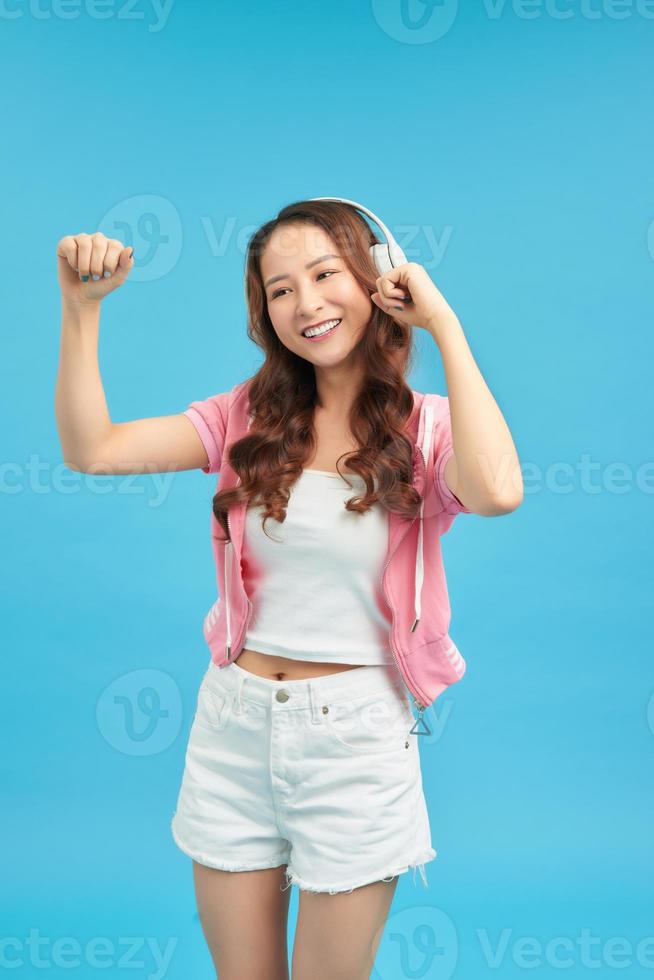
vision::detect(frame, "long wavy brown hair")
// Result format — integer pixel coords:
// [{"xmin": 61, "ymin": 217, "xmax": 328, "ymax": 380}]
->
[{"xmin": 213, "ymin": 199, "xmax": 424, "ymax": 543}]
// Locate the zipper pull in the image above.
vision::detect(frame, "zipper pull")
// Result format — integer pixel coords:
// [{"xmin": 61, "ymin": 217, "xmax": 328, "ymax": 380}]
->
[{"xmin": 410, "ymin": 698, "xmax": 431, "ymax": 736}]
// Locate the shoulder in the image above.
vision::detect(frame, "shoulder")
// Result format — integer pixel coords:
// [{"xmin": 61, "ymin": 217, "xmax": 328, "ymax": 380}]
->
[{"xmin": 411, "ymin": 389, "xmax": 451, "ymax": 428}]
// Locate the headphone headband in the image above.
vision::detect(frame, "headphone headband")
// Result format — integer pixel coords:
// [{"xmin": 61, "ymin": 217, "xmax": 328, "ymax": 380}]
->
[{"xmin": 307, "ymin": 196, "xmax": 407, "ymax": 273}]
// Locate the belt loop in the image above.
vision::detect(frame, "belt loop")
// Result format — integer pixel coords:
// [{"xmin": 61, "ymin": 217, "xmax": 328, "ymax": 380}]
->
[
  {"xmin": 308, "ymin": 679, "xmax": 323, "ymax": 725},
  {"xmin": 233, "ymin": 670, "xmax": 246, "ymax": 714}
]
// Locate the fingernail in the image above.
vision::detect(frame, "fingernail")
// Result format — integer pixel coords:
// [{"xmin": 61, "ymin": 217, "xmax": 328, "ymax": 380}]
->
[
  {"xmin": 92, "ymin": 274, "xmax": 100, "ymax": 281},
  {"xmin": 103, "ymin": 270, "xmax": 111, "ymax": 278},
  {"xmin": 129, "ymin": 248, "xmax": 134, "ymax": 259},
  {"xmin": 81, "ymin": 275, "xmax": 89, "ymax": 282},
  {"xmin": 394, "ymin": 305, "xmax": 403, "ymax": 311}
]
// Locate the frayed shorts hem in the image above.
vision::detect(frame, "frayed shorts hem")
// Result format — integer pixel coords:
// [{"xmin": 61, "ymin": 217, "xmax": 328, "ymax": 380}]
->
[
  {"xmin": 171, "ymin": 822, "xmax": 291, "ymax": 873},
  {"xmin": 281, "ymin": 847, "xmax": 438, "ymax": 896}
]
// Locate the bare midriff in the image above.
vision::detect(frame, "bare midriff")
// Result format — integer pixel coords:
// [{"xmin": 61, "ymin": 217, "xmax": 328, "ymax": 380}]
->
[
  {"xmin": 235, "ymin": 648, "xmax": 364, "ymax": 680},
  {"xmin": 235, "ymin": 421, "xmax": 367, "ymax": 681}
]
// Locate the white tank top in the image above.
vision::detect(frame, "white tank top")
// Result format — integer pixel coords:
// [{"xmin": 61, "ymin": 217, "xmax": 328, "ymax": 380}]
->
[{"xmin": 241, "ymin": 469, "xmax": 395, "ymax": 664}]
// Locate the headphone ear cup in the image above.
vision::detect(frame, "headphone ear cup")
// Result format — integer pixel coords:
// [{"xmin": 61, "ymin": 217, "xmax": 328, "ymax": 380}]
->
[{"xmin": 370, "ymin": 243, "xmax": 394, "ymax": 276}]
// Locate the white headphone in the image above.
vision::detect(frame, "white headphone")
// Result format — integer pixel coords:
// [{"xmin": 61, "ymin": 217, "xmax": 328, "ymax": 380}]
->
[{"xmin": 308, "ymin": 197, "xmax": 408, "ymax": 277}]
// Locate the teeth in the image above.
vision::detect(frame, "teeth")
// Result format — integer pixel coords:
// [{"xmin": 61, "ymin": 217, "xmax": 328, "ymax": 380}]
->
[{"xmin": 303, "ymin": 319, "xmax": 341, "ymax": 338}]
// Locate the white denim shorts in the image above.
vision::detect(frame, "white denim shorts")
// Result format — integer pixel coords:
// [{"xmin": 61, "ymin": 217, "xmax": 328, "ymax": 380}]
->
[{"xmin": 170, "ymin": 658, "xmax": 437, "ymax": 895}]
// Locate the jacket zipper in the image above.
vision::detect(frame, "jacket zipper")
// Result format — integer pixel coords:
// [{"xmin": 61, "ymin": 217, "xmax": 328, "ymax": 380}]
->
[
  {"xmin": 379, "ymin": 444, "xmax": 431, "ymax": 732},
  {"xmin": 225, "ymin": 509, "xmax": 232, "ymax": 661},
  {"xmin": 224, "ymin": 499, "xmax": 255, "ymax": 663},
  {"xmin": 224, "ymin": 420, "xmax": 255, "ymax": 662},
  {"xmin": 380, "ymin": 517, "xmax": 429, "ymax": 730}
]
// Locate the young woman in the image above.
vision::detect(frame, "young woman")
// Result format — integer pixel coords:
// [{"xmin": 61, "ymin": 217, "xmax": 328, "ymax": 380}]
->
[{"xmin": 55, "ymin": 199, "xmax": 523, "ymax": 980}]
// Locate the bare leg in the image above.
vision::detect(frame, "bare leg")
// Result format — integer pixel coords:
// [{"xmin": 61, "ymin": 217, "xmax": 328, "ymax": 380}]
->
[
  {"xmin": 291, "ymin": 876, "xmax": 399, "ymax": 980},
  {"xmin": 193, "ymin": 860, "xmax": 292, "ymax": 979}
]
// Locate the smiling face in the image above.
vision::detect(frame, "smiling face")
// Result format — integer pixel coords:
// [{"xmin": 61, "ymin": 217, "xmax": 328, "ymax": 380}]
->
[{"xmin": 260, "ymin": 222, "xmax": 374, "ymax": 366}]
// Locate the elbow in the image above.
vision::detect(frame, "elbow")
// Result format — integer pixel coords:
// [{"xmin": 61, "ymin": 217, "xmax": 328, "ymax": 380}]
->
[
  {"xmin": 63, "ymin": 458, "xmax": 87, "ymax": 473},
  {"xmin": 469, "ymin": 486, "xmax": 523, "ymax": 517},
  {"xmin": 486, "ymin": 489, "xmax": 524, "ymax": 516},
  {"xmin": 485, "ymin": 468, "xmax": 524, "ymax": 515}
]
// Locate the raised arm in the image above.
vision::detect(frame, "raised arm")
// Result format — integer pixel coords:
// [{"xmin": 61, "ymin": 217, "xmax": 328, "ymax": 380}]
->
[{"xmin": 54, "ymin": 232, "xmax": 210, "ymax": 475}]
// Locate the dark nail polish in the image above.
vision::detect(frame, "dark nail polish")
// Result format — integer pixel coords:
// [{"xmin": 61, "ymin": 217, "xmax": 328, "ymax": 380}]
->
[{"xmin": 81, "ymin": 276, "xmax": 89, "ymax": 282}]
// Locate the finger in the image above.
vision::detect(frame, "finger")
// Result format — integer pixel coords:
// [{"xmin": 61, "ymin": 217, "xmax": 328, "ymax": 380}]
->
[
  {"xmin": 56, "ymin": 235, "xmax": 79, "ymax": 273},
  {"xmin": 89, "ymin": 232, "xmax": 109, "ymax": 280},
  {"xmin": 74, "ymin": 233, "xmax": 93, "ymax": 280},
  {"xmin": 116, "ymin": 245, "xmax": 135, "ymax": 275},
  {"xmin": 371, "ymin": 292, "xmax": 404, "ymax": 313},
  {"xmin": 102, "ymin": 239, "xmax": 125, "ymax": 277},
  {"xmin": 376, "ymin": 275, "xmax": 396, "ymax": 299},
  {"xmin": 377, "ymin": 275, "xmax": 410, "ymax": 302}
]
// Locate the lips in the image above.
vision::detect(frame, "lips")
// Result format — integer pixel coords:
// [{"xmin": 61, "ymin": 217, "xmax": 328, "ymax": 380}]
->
[
  {"xmin": 301, "ymin": 318, "xmax": 341, "ymax": 335},
  {"xmin": 301, "ymin": 318, "xmax": 342, "ymax": 342}
]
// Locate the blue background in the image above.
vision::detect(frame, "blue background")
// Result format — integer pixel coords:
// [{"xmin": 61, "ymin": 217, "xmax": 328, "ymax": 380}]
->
[{"xmin": 2, "ymin": 0, "xmax": 653, "ymax": 976}]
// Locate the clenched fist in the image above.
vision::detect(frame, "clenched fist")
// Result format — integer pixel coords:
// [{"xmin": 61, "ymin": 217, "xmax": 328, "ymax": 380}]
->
[{"xmin": 56, "ymin": 231, "xmax": 135, "ymax": 305}]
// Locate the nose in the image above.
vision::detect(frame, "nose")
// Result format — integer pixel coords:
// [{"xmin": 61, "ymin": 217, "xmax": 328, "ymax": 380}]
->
[{"xmin": 293, "ymin": 281, "xmax": 324, "ymax": 319}]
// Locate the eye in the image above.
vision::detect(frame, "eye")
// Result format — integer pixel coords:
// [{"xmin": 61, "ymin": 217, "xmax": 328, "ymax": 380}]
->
[{"xmin": 271, "ymin": 270, "xmax": 337, "ymax": 300}]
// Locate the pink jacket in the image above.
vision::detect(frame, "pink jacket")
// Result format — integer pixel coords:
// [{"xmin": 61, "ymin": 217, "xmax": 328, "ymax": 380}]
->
[{"xmin": 183, "ymin": 380, "xmax": 471, "ymax": 726}]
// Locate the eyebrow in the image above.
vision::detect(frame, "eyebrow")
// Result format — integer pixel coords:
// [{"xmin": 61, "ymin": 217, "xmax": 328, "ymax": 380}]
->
[{"xmin": 263, "ymin": 254, "xmax": 341, "ymax": 290}]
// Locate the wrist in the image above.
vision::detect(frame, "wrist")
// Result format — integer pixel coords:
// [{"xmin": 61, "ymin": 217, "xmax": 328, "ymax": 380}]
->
[
  {"xmin": 425, "ymin": 310, "xmax": 461, "ymax": 340},
  {"xmin": 61, "ymin": 296, "xmax": 101, "ymax": 323}
]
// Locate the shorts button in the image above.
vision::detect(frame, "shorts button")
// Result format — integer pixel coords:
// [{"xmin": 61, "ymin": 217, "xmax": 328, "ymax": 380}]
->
[
  {"xmin": 322, "ymin": 705, "xmax": 329, "ymax": 714},
  {"xmin": 276, "ymin": 689, "xmax": 290, "ymax": 702}
]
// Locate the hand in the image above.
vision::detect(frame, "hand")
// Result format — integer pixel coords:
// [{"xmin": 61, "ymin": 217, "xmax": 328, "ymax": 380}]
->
[
  {"xmin": 56, "ymin": 231, "xmax": 135, "ymax": 306},
  {"xmin": 370, "ymin": 261, "xmax": 457, "ymax": 334}
]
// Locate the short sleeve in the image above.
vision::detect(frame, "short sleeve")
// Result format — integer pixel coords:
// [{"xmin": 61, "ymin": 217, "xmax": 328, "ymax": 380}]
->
[
  {"xmin": 183, "ymin": 391, "xmax": 229, "ymax": 474},
  {"xmin": 432, "ymin": 396, "xmax": 473, "ymax": 516}
]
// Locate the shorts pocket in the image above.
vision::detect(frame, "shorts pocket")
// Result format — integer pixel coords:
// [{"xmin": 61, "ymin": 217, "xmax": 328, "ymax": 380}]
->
[
  {"xmin": 323, "ymin": 688, "xmax": 414, "ymax": 755},
  {"xmin": 193, "ymin": 681, "xmax": 233, "ymax": 733}
]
